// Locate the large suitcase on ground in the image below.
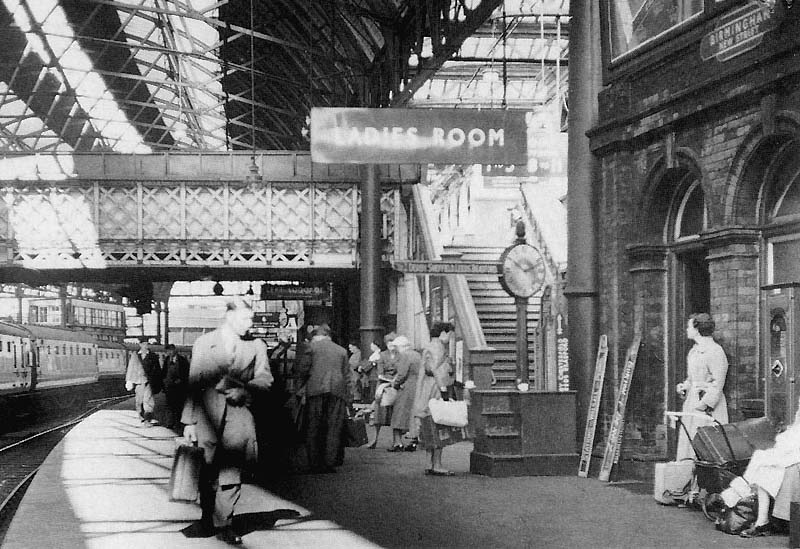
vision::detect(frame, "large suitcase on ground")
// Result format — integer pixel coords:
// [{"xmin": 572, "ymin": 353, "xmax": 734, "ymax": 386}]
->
[
  {"xmin": 169, "ymin": 439, "xmax": 204, "ymax": 502},
  {"xmin": 653, "ymin": 461, "xmax": 694, "ymax": 504}
]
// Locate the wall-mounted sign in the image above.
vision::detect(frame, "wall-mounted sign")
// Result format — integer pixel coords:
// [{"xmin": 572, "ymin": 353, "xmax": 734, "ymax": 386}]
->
[
  {"xmin": 700, "ymin": 2, "xmax": 775, "ymax": 62},
  {"xmin": 260, "ymin": 284, "xmax": 330, "ymax": 302},
  {"xmin": 393, "ymin": 259, "xmax": 499, "ymax": 275},
  {"xmin": 311, "ymin": 108, "xmax": 527, "ymax": 165}
]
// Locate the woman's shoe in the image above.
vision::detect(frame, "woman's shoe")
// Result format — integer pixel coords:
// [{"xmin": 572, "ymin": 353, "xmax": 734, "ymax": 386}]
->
[
  {"xmin": 739, "ymin": 523, "xmax": 772, "ymax": 538},
  {"xmin": 387, "ymin": 444, "xmax": 404, "ymax": 452}
]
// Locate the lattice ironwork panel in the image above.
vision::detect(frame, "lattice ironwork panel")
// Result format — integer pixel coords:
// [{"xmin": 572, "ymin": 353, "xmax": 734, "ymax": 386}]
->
[
  {"xmin": 313, "ymin": 239, "xmax": 356, "ymax": 255},
  {"xmin": 142, "ymin": 185, "xmax": 182, "ymax": 239},
  {"xmin": 141, "ymin": 240, "xmax": 182, "ymax": 265},
  {"xmin": 272, "ymin": 186, "xmax": 311, "ymax": 240},
  {"xmin": 185, "ymin": 186, "xmax": 225, "ymax": 239},
  {"xmin": 228, "ymin": 241, "xmax": 269, "ymax": 265},
  {"xmin": 99, "ymin": 241, "xmax": 140, "ymax": 265},
  {"xmin": 98, "ymin": 185, "xmax": 138, "ymax": 239},
  {"xmin": 184, "ymin": 240, "xmax": 226, "ymax": 265},
  {"xmin": 229, "ymin": 185, "xmax": 269, "ymax": 240},
  {"xmin": 381, "ymin": 190, "xmax": 396, "ymax": 256},
  {"xmin": 313, "ymin": 184, "xmax": 356, "ymax": 240}
]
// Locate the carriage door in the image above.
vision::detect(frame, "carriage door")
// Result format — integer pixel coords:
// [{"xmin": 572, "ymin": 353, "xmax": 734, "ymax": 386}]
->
[{"xmin": 763, "ymin": 283, "xmax": 800, "ymax": 428}]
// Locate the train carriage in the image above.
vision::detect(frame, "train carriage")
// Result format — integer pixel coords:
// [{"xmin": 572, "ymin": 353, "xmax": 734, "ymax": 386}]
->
[
  {"xmin": 97, "ymin": 340, "xmax": 128, "ymax": 380},
  {"xmin": 0, "ymin": 321, "xmax": 33, "ymax": 396},
  {"xmin": 26, "ymin": 324, "xmax": 99, "ymax": 390}
]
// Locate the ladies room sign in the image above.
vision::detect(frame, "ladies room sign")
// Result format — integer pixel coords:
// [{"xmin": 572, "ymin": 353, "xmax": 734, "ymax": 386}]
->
[{"xmin": 310, "ymin": 107, "xmax": 527, "ymax": 165}]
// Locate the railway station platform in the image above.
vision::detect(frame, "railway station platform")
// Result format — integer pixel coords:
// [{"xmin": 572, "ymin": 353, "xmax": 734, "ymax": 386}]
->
[{"xmin": 2, "ymin": 406, "xmax": 793, "ymax": 548}]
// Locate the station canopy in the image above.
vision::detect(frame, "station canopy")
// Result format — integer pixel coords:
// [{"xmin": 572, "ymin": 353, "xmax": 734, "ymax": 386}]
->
[{"xmin": 0, "ymin": 0, "xmax": 568, "ymax": 156}]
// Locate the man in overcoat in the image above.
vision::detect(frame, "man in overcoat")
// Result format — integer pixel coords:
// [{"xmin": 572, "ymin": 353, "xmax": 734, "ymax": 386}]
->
[
  {"xmin": 295, "ymin": 323, "xmax": 353, "ymax": 473},
  {"xmin": 162, "ymin": 343, "xmax": 190, "ymax": 431},
  {"xmin": 125, "ymin": 339, "xmax": 162, "ymax": 425},
  {"xmin": 182, "ymin": 298, "xmax": 273, "ymax": 545}
]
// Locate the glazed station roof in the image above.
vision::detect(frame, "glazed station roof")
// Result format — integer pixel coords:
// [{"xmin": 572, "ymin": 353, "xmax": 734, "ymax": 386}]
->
[{"xmin": 0, "ymin": 0, "xmax": 568, "ymax": 156}]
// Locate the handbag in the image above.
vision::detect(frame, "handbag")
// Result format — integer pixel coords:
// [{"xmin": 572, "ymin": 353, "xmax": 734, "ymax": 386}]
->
[
  {"xmin": 380, "ymin": 385, "xmax": 398, "ymax": 407},
  {"xmin": 344, "ymin": 416, "xmax": 368, "ymax": 447},
  {"xmin": 428, "ymin": 398, "xmax": 468, "ymax": 428},
  {"xmin": 168, "ymin": 437, "xmax": 204, "ymax": 502},
  {"xmin": 715, "ymin": 495, "xmax": 757, "ymax": 535}
]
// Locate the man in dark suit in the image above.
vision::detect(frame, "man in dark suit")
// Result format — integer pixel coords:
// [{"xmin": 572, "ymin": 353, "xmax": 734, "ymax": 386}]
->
[
  {"xmin": 125, "ymin": 339, "xmax": 162, "ymax": 425},
  {"xmin": 162, "ymin": 343, "xmax": 190, "ymax": 431},
  {"xmin": 295, "ymin": 323, "xmax": 353, "ymax": 473},
  {"xmin": 182, "ymin": 298, "xmax": 273, "ymax": 545}
]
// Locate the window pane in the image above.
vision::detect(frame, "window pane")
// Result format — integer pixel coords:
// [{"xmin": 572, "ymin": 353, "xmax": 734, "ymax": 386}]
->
[
  {"xmin": 678, "ymin": 183, "xmax": 705, "ymax": 238},
  {"xmin": 775, "ymin": 177, "xmax": 800, "ymax": 219},
  {"xmin": 609, "ymin": 0, "xmax": 703, "ymax": 58}
]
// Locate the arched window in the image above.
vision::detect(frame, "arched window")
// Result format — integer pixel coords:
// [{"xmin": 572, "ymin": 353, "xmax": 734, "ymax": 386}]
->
[
  {"xmin": 670, "ymin": 175, "xmax": 707, "ymax": 242},
  {"xmin": 763, "ymin": 139, "xmax": 800, "ymax": 285}
]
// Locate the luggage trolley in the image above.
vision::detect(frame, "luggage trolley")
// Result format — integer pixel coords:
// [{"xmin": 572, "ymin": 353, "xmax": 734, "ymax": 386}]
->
[{"xmin": 663, "ymin": 411, "xmax": 749, "ymax": 518}]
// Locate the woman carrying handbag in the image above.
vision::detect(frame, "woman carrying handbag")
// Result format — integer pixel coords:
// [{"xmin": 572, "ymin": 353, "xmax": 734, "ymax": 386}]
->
[{"xmin": 412, "ymin": 321, "xmax": 458, "ymax": 476}]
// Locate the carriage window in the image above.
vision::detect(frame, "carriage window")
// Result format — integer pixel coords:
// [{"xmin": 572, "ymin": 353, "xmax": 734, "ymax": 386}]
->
[
  {"xmin": 6, "ymin": 342, "xmax": 10, "ymax": 353},
  {"xmin": 608, "ymin": 0, "xmax": 703, "ymax": 59}
]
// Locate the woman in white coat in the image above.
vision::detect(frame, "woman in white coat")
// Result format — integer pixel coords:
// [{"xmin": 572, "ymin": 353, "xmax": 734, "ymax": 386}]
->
[
  {"xmin": 676, "ymin": 313, "xmax": 729, "ymax": 461},
  {"xmin": 737, "ymin": 416, "xmax": 800, "ymax": 537}
]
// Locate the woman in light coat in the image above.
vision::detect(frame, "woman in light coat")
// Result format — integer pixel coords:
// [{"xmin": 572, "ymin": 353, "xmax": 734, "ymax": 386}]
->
[
  {"xmin": 413, "ymin": 321, "xmax": 456, "ymax": 475},
  {"xmin": 675, "ymin": 312, "xmax": 729, "ymax": 461},
  {"xmin": 388, "ymin": 335, "xmax": 421, "ymax": 452}
]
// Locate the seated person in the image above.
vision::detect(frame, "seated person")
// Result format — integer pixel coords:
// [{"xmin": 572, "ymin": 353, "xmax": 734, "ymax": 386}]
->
[{"xmin": 739, "ymin": 415, "xmax": 800, "ymax": 538}]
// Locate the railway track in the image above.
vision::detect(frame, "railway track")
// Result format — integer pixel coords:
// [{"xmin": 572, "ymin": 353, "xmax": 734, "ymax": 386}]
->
[{"xmin": 0, "ymin": 395, "xmax": 132, "ymax": 542}]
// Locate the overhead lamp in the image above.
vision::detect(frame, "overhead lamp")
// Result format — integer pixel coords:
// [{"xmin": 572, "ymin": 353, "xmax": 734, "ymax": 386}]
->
[
  {"xmin": 408, "ymin": 53, "xmax": 419, "ymax": 68},
  {"xmin": 245, "ymin": 0, "xmax": 262, "ymax": 184},
  {"xmin": 213, "ymin": 281, "xmax": 224, "ymax": 296}
]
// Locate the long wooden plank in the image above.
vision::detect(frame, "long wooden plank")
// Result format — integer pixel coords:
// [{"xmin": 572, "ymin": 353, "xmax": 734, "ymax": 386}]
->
[
  {"xmin": 578, "ymin": 335, "xmax": 608, "ymax": 477},
  {"xmin": 598, "ymin": 334, "xmax": 642, "ymax": 482}
]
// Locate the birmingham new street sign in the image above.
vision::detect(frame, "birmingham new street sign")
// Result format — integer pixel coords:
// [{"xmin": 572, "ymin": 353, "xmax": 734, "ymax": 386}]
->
[{"xmin": 310, "ymin": 108, "xmax": 528, "ymax": 165}]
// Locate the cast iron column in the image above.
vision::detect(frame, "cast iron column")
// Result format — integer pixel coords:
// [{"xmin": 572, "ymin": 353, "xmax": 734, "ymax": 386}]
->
[
  {"xmin": 516, "ymin": 297, "xmax": 529, "ymax": 385},
  {"xmin": 359, "ymin": 164, "xmax": 383, "ymax": 354},
  {"xmin": 566, "ymin": 0, "xmax": 602, "ymax": 442}
]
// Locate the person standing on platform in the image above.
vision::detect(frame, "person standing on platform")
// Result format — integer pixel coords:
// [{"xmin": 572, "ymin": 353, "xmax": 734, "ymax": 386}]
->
[
  {"xmin": 162, "ymin": 343, "xmax": 190, "ymax": 431},
  {"xmin": 368, "ymin": 333, "xmax": 399, "ymax": 449},
  {"xmin": 125, "ymin": 339, "xmax": 162, "ymax": 426},
  {"xmin": 182, "ymin": 298, "xmax": 273, "ymax": 545},
  {"xmin": 360, "ymin": 339, "xmax": 381, "ymax": 405},
  {"xmin": 388, "ymin": 335, "xmax": 422, "ymax": 452},
  {"xmin": 295, "ymin": 323, "xmax": 353, "ymax": 473},
  {"xmin": 675, "ymin": 312, "xmax": 729, "ymax": 460},
  {"xmin": 347, "ymin": 339, "xmax": 363, "ymax": 402},
  {"xmin": 413, "ymin": 321, "xmax": 457, "ymax": 476}
]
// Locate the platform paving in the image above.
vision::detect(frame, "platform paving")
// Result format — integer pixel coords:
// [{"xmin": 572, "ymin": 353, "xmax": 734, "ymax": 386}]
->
[{"xmin": 3, "ymin": 407, "xmax": 792, "ymax": 548}]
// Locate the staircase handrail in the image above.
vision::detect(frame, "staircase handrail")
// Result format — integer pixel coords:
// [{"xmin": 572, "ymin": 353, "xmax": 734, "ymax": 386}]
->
[
  {"xmin": 518, "ymin": 186, "xmax": 563, "ymax": 280},
  {"xmin": 411, "ymin": 185, "xmax": 487, "ymax": 349}
]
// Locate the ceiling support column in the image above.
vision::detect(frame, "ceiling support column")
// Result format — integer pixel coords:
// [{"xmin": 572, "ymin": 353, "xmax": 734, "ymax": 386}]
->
[
  {"xmin": 359, "ymin": 164, "xmax": 384, "ymax": 354},
  {"xmin": 565, "ymin": 0, "xmax": 602, "ymax": 445}
]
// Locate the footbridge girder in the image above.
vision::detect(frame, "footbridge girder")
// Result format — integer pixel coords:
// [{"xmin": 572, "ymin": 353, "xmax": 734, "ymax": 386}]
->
[{"xmin": 0, "ymin": 152, "xmax": 418, "ymax": 279}]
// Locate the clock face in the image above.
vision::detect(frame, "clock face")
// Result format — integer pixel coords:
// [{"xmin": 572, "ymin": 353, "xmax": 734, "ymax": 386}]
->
[{"xmin": 499, "ymin": 243, "xmax": 546, "ymax": 298}]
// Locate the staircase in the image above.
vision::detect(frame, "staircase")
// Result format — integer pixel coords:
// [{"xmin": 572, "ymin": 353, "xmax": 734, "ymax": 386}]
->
[{"xmin": 445, "ymin": 244, "xmax": 540, "ymax": 388}]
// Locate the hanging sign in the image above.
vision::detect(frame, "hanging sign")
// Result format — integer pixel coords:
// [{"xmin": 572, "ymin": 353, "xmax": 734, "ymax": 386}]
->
[
  {"xmin": 311, "ymin": 108, "xmax": 527, "ymax": 165},
  {"xmin": 392, "ymin": 259, "xmax": 499, "ymax": 275},
  {"xmin": 700, "ymin": 2, "xmax": 775, "ymax": 62}
]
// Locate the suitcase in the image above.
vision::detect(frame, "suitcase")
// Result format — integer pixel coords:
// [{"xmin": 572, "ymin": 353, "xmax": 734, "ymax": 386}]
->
[
  {"xmin": 692, "ymin": 423, "xmax": 754, "ymax": 466},
  {"xmin": 653, "ymin": 461, "xmax": 694, "ymax": 504},
  {"xmin": 344, "ymin": 417, "xmax": 368, "ymax": 447},
  {"xmin": 168, "ymin": 439, "xmax": 204, "ymax": 502}
]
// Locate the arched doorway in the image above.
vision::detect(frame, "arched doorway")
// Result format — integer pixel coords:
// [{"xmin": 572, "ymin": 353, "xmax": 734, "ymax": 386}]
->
[{"xmin": 668, "ymin": 173, "xmax": 710, "ymax": 400}]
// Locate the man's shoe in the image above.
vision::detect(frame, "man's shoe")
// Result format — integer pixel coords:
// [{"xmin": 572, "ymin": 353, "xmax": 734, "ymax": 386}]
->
[
  {"xmin": 740, "ymin": 523, "xmax": 772, "ymax": 538},
  {"xmin": 216, "ymin": 526, "xmax": 243, "ymax": 545}
]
